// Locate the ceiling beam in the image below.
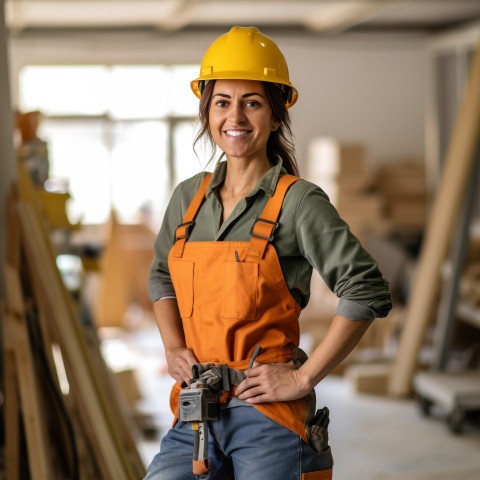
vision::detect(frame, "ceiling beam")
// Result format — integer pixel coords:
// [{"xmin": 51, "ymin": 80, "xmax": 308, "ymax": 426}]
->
[
  {"xmin": 154, "ymin": 0, "xmax": 200, "ymax": 31},
  {"xmin": 304, "ymin": 0, "xmax": 409, "ymax": 34}
]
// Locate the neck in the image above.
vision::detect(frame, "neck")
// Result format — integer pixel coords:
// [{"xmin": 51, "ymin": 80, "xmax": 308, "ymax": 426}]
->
[{"xmin": 222, "ymin": 155, "xmax": 272, "ymax": 198}]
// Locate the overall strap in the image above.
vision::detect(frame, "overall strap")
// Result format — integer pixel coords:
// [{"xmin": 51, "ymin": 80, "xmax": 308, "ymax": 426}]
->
[
  {"xmin": 245, "ymin": 174, "xmax": 299, "ymax": 261},
  {"xmin": 171, "ymin": 173, "xmax": 212, "ymax": 258}
]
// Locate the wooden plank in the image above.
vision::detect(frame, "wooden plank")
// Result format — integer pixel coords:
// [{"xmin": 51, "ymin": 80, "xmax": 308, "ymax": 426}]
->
[
  {"xmin": 94, "ymin": 212, "xmax": 132, "ymax": 327},
  {"xmin": 388, "ymin": 37, "xmax": 480, "ymax": 396},
  {"xmin": 16, "ymin": 160, "xmax": 145, "ymax": 478},
  {"xmin": 4, "ymin": 197, "xmax": 24, "ymax": 480},
  {"xmin": 5, "ymin": 187, "xmax": 21, "ymax": 269},
  {"xmin": 17, "ymin": 201, "xmax": 127, "ymax": 480},
  {"xmin": 15, "ymin": 159, "xmax": 145, "ymax": 479},
  {"xmin": 3, "ymin": 264, "xmax": 24, "ymax": 317},
  {"xmin": 4, "ymin": 266, "xmax": 51, "ymax": 480},
  {"xmin": 431, "ymin": 153, "xmax": 480, "ymax": 370},
  {"xmin": 67, "ymin": 398, "xmax": 104, "ymax": 480},
  {"xmin": 82, "ymin": 324, "xmax": 146, "ymax": 479},
  {"xmin": 12, "ymin": 312, "xmax": 52, "ymax": 480},
  {"xmin": 3, "ymin": 315, "xmax": 20, "ymax": 480}
]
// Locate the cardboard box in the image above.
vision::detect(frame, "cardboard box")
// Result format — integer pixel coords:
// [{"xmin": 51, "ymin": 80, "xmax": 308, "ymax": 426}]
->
[{"xmin": 345, "ymin": 363, "xmax": 392, "ymax": 396}]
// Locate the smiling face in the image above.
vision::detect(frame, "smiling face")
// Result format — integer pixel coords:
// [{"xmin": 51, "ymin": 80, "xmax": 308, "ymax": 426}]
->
[{"xmin": 208, "ymin": 79, "xmax": 279, "ymax": 163}]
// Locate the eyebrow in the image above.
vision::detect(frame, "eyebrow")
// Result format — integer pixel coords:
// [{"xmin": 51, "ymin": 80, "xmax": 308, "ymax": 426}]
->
[{"xmin": 213, "ymin": 92, "xmax": 265, "ymax": 99}]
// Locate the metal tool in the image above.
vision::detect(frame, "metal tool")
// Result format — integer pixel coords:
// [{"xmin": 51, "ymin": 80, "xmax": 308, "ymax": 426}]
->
[
  {"xmin": 178, "ymin": 348, "xmax": 262, "ymax": 478},
  {"xmin": 249, "ymin": 345, "xmax": 262, "ymax": 369},
  {"xmin": 179, "ymin": 379, "xmax": 220, "ymax": 423}
]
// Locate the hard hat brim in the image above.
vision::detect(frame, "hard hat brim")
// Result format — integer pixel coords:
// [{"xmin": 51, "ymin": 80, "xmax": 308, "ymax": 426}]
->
[{"xmin": 190, "ymin": 78, "xmax": 298, "ymax": 109}]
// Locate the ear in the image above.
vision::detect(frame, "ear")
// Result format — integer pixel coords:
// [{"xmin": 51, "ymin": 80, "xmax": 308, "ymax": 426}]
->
[{"xmin": 271, "ymin": 120, "xmax": 280, "ymax": 131}]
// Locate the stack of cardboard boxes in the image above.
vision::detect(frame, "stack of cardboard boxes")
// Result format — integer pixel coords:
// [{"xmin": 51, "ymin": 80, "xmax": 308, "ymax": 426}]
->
[
  {"xmin": 375, "ymin": 159, "xmax": 428, "ymax": 234},
  {"xmin": 302, "ymin": 139, "xmax": 428, "ymax": 378},
  {"xmin": 306, "ymin": 138, "xmax": 384, "ymax": 244}
]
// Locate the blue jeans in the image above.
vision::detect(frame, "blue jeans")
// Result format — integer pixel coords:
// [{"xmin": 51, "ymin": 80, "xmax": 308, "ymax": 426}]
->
[{"xmin": 144, "ymin": 406, "xmax": 333, "ymax": 480}]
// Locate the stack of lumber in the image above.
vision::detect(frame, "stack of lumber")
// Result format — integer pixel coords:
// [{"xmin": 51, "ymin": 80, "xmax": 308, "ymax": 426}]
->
[
  {"xmin": 375, "ymin": 159, "xmax": 428, "ymax": 233},
  {"xmin": 2, "ymin": 161, "xmax": 146, "ymax": 480},
  {"xmin": 388, "ymin": 36, "xmax": 480, "ymax": 397}
]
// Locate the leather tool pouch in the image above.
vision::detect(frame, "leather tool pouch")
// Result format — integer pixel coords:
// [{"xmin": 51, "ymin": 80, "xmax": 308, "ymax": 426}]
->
[{"xmin": 307, "ymin": 407, "xmax": 330, "ymax": 454}]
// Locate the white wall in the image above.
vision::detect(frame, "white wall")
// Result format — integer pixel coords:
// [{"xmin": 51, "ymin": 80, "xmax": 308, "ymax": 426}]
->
[
  {"xmin": 278, "ymin": 34, "xmax": 426, "ymax": 173},
  {"xmin": 9, "ymin": 30, "xmax": 426, "ymax": 174}
]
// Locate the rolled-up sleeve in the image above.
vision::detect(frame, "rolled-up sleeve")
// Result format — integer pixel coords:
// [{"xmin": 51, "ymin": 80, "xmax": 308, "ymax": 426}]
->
[
  {"xmin": 148, "ymin": 186, "xmax": 182, "ymax": 302},
  {"xmin": 295, "ymin": 185, "xmax": 392, "ymax": 320}
]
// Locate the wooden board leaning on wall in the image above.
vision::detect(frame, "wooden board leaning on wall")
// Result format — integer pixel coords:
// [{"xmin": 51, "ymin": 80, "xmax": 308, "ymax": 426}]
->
[{"xmin": 1, "ymin": 163, "xmax": 146, "ymax": 479}]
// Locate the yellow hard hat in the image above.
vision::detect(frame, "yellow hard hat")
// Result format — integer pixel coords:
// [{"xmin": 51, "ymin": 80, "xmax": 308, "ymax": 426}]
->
[{"xmin": 191, "ymin": 26, "xmax": 298, "ymax": 108}]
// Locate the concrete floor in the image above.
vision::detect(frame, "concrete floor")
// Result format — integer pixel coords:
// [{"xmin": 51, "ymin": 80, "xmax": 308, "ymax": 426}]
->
[{"xmin": 110, "ymin": 325, "xmax": 480, "ymax": 480}]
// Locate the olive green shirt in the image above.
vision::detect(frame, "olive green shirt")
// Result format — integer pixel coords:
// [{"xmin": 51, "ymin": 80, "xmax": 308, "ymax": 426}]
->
[{"xmin": 148, "ymin": 157, "xmax": 392, "ymax": 321}]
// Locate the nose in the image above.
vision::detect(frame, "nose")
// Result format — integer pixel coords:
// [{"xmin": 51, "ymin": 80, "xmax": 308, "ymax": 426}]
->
[{"xmin": 228, "ymin": 103, "xmax": 245, "ymax": 123}]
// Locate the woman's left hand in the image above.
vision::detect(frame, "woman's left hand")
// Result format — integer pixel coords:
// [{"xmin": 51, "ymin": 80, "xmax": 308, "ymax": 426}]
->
[{"xmin": 235, "ymin": 361, "xmax": 311, "ymax": 403}]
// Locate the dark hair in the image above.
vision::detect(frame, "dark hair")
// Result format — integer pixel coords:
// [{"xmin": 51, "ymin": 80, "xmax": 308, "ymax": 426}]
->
[{"xmin": 193, "ymin": 80, "xmax": 299, "ymax": 176}]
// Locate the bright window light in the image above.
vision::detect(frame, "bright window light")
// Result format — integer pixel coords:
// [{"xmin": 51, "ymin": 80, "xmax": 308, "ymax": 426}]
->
[
  {"xmin": 169, "ymin": 65, "xmax": 203, "ymax": 116},
  {"xmin": 18, "ymin": 64, "xmax": 203, "ymax": 228},
  {"xmin": 109, "ymin": 66, "xmax": 170, "ymax": 119},
  {"xmin": 20, "ymin": 66, "xmax": 110, "ymax": 115},
  {"xmin": 110, "ymin": 121, "xmax": 168, "ymax": 223},
  {"xmin": 173, "ymin": 120, "xmax": 213, "ymax": 186}
]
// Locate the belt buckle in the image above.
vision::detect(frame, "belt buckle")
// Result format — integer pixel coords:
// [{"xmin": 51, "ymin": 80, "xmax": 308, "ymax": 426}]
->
[
  {"xmin": 249, "ymin": 217, "xmax": 279, "ymax": 242},
  {"xmin": 175, "ymin": 220, "xmax": 196, "ymax": 241}
]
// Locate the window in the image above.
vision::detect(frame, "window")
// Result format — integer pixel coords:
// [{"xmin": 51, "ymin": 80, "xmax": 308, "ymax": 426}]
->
[{"xmin": 19, "ymin": 65, "xmax": 214, "ymax": 230}]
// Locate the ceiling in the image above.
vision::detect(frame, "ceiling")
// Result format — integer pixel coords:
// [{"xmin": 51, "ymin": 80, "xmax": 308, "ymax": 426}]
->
[{"xmin": 5, "ymin": 0, "xmax": 480, "ymax": 36}]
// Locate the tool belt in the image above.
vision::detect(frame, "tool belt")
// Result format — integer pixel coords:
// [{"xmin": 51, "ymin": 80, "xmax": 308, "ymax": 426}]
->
[
  {"xmin": 178, "ymin": 363, "xmax": 246, "ymax": 479},
  {"xmin": 179, "ymin": 348, "xmax": 331, "ymax": 479}
]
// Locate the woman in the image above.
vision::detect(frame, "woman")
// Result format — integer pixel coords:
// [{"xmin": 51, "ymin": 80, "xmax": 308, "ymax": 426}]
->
[{"xmin": 146, "ymin": 26, "xmax": 392, "ymax": 480}]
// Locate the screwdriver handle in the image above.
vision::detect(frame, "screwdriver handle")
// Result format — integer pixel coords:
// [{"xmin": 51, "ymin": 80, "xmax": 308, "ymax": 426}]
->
[{"xmin": 248, "ymin": 345, "xmax": 262, "ymax": 369}]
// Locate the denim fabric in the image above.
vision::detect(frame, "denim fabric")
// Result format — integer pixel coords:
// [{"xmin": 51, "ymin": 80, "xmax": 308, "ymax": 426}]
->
[{"xmin": 144, "ymin": 406, "xmax": 333, "ymax": 480}]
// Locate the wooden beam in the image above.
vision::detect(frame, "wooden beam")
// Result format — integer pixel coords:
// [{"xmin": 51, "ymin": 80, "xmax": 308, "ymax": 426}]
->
[
  {"xmin": 15, "ymin": 163, "xmax": 145, "ymax": 478},
  {"xmin": 3, "ymin": 322, "xmax": 20, "ymax": 480},
  {"xmin": 4, "ymin": 266, "xmax": 52, "ymax": 480},
  {"xmin": 10, "ymin": 116, "xmax": 145, "ymax": 480},
  {"xmin": 388, "ymin": 36, "xmax": 480, "ymax": 396},
  {"xmin": 305, "ymin": 0, "xmax": 400, "ymax": 34},
  {"xmin": 16, "ymin": 201, "xmax": 128, "ymax": 479}
]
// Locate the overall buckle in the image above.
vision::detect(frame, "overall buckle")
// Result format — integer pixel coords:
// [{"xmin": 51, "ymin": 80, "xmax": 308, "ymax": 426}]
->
[
  {"xmin": 175, "ymin": 220, "xmax": 196, "ymax": 241},
  {"xmin": 249, "ymin": 217, "xmax": 279, "ymax": 242}
]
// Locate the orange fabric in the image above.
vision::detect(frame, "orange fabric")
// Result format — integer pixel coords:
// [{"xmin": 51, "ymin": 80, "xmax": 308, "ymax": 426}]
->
[
  {"xmin": 171, "ymin": 174, "xmax": 211, "ymax": 259},
  {"xmin": 192, "ymin": 459, "xmax": 210, "ymax": 475},
  {"xmin": 168, "ymin": 174, "xmax": 309, "ymax": 442},
  {"xmin": 302, "ymin": 469, "xmax": 333, "ymax": 480}
]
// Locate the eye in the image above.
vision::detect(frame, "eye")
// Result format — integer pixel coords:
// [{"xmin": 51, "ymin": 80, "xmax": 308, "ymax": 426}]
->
[
  {"xmin": 245, "ymin": 100, "xmax": 260, "ymax": 107},
  {"xmin": 214, "ymin": 100, "xmax": 228, "ymax": 108}
]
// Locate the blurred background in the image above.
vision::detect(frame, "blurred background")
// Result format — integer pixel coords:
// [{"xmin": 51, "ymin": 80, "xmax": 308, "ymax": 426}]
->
[{"xmin": 1, "ymin": 1, "xmax": 480, "ymax": 479}]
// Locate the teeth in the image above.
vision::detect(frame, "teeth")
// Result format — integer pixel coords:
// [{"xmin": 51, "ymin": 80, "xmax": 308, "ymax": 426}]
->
[{"xmin": 226, "ymin": 130, "xmax": 248, "ymax": 137}]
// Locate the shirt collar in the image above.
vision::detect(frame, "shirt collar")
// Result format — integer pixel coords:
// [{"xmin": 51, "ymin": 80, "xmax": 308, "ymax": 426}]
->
[{"xmin": 207, "ymin": 155, "xmax": 287, "ymax": 198}]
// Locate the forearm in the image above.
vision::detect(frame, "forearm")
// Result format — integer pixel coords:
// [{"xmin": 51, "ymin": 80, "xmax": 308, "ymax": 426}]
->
[
  {"xmin": 152, "ymin": 298, "xmax": 198, "ymax": 385},
  {"xmin": 236, "ymin": 314, "xmax": 373, "ymax": 403},
  {"xmin": 152, "ymin": 298, "xmax": 186, "ymax": 350},
  {"xmin": 298, "ymin": 314, "xmax": 373, "ymax": 391}
]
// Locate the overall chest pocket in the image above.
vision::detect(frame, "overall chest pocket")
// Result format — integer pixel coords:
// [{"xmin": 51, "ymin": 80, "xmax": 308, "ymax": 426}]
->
[
  {"xmin": 222, "ymin": 261, "xmax": 258, "ymax": 321},
  {"xmin": 169, "ymin": 260, "xmax": 194, "ymax": 318}
]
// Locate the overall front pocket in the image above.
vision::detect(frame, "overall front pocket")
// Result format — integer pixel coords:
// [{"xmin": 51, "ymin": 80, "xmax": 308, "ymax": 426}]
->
[
  {"xmin": 222, "ymin": 262, "xmax": 258, "ymax": 321},
  {"xmin": 169, "ymin": 260, "xmax": 194, "ymax": 318}
]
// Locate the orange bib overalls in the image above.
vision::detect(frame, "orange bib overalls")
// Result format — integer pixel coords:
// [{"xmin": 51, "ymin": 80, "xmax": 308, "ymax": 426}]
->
[{"xmin": 168, "ymin": 173, "xmax": 311, "ymax": 442}]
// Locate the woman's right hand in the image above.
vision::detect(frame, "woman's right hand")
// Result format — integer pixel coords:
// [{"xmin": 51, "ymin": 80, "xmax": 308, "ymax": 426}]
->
[{"xmin": 165, "ymin": 347, "xmax": 198, "ymax": 387}]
